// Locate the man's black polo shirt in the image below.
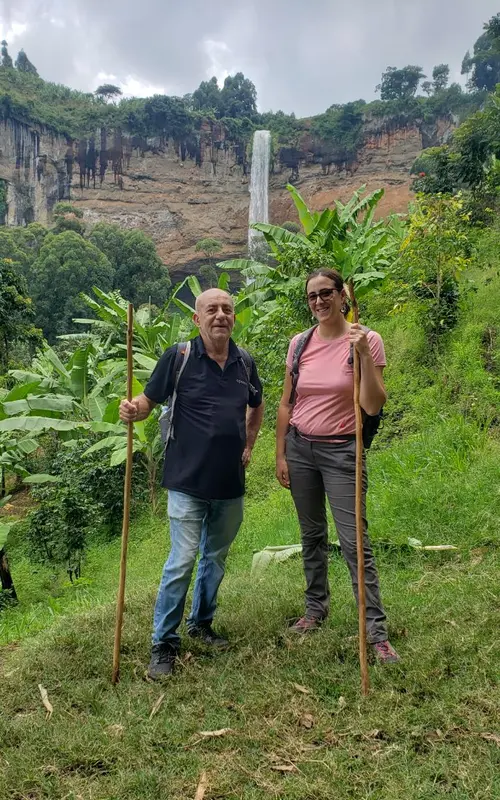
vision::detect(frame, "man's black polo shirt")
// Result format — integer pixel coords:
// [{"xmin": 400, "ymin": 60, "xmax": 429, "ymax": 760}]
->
[{"xmin": 144, "ymin": 335, "xmax": 263, "ymax": 501}]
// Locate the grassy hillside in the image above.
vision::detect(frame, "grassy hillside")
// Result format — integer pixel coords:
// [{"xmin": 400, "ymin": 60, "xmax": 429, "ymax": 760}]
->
[{"xmin": 1, "ymin": 229, "xmax": 500, "ymax": 799}]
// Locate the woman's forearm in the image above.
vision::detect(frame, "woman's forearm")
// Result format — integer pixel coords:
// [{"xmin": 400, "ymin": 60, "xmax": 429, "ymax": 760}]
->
[
  {"xmin": 359, "ymin": 354, "xmax": 387, "ymax": 416},
  {"xmin": 276, "ymin": 402, "xmax": 291, "ymax": 457}
]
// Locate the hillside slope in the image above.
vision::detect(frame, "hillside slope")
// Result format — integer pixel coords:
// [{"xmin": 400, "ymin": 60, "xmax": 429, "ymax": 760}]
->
[{"xmin": 1, "ymin": 227, "xmax": 499, "ymax": 799}]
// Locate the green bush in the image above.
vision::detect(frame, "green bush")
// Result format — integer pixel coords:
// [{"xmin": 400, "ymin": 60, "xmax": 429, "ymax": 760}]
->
[{"xmin": 21, "ymin": 438, "xmax": 146, "ymax": 575}]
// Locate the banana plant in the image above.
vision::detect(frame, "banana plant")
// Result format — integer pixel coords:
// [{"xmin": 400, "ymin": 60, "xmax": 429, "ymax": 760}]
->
[
  {"xmin": 170, "ymin": 273, "xmax": 260, "ymax": 343},
  {"xmin": 76, "ymin": 287, "xmax": 184, "ymax": 360},
  {"xmin": 223, "ymin": 183, "xmax": 404, "ymax": 308},
  {"xmin": 0, "ymin": 381, "xmax": 82, "ymax": 494},
  {"xmin": 83, "ymin": 383, "xmax": 163, "ymax": 513}
]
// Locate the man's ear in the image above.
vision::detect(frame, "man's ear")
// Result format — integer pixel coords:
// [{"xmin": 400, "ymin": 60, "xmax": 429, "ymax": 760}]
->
[{"xmin": 193, "ymin": 312, "xmax": 200, "ymax": 328}]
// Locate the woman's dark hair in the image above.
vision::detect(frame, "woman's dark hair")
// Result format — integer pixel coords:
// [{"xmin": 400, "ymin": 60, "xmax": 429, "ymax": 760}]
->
[
  {"xmin": 305, "ymin": 268, "xmax": 350, "ymax": 317},
  {"xmin": 305, "ymin": 268, "xmax": 344, "ymax": 292}
]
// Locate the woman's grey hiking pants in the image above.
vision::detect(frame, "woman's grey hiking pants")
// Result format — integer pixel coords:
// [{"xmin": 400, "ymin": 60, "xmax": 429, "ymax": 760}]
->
[{"xmin": 285, "ymin": 427, "xmax": 388, "ymax": 644}]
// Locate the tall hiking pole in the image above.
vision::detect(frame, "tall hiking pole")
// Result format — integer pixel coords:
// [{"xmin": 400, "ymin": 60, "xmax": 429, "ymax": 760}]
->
[
  {"xmin": 349, "ymin": 280, "xmax": 370, "ymax": 697},
  {"xmin": 112, "ymin": 303, "xmax": 134, "ymax": 684}
]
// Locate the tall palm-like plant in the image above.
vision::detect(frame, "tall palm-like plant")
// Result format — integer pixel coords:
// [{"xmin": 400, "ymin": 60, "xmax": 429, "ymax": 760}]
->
[
  {"xmin": 0, "ymin": 289, "xmax": 185, "ymax": 501},
  {"xmin": 222, "ymin": 183, "xmax": 404, "ymax": 306}
]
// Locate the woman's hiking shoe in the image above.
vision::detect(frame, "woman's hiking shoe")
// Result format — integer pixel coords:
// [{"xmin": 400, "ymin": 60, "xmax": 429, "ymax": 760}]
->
[
  {"xmin": 372, "ymin": 640, "xmax": 400, "ymax": 663},
  {"xmin": 187, "ymin": 623, "xmax": 229, "ymax": 648},
  {"xmin": 288, "ymin": 615, "xmax": 323, "ymax": 634},
  {"xmin": 147, "ymin": 643, "xmax": 178, "ymax": 680}
]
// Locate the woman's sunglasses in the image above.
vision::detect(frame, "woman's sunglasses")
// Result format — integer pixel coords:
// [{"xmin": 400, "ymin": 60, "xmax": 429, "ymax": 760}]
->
[{"xmin": 307, "ymin": 287, "xmax": 338, "ymax": 305}]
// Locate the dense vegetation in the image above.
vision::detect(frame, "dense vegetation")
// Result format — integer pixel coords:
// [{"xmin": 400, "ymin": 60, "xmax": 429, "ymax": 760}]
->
[
  {"xmin": 412, "ymin": 13, "xmax": 500, "ymax": 209},
  {"xmin": 0, "ymin": 205, "xmax": 171, "ymax": 346}
]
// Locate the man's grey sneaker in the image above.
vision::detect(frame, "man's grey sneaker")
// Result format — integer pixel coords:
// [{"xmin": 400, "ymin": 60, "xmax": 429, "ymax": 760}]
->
[
  {"xmin": 372, "ymin": 640, "xmax": 400, "ymax": 663},
  {"xmin": 187, "ymin": 623, "xmax": 229, "ymax": 648},
  {"xmin": 147, "ymin": 643, "xmax": 178, "ymax": 680},
  {"xmin": 288, "ymin": 615, "xmax": 323, "ymax": 634}
]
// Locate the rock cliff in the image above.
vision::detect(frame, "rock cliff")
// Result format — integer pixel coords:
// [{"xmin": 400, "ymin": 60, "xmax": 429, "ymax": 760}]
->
[{"xmin": 0, "ymin": 113, "xmax": 456, "ymax": 278}]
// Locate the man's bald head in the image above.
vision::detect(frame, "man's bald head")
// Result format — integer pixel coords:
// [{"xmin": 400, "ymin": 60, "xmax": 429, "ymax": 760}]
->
[
  {"xmin": 195, "ymin": 289, "xmax": 234, "ymax": 314},
  {"xmin": 193, "ymin": 289, "xmax": 235, "ymax": 349}
]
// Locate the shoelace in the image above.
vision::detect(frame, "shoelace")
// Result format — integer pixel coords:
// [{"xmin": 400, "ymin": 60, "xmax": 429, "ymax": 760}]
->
[{"xmin": 157, "ymin": 649, "xmax": 176, "ymax": 663}]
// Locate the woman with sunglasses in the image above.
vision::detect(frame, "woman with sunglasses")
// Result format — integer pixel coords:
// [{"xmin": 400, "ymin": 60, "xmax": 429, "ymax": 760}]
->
[{"xmin": 275, "ymin": 268, "xmax": 400, "ymax": 663}]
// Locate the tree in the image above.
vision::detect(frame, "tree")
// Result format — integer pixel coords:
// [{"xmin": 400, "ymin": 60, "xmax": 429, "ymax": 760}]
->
[
  {"xmin": 95, "ymin": 84, "xmax": 123, "ymax": 101},
  {"xmin": 195, "ymin": 237, "xmax": 223, "ymax": 263},
  {"xmin": 399, "ymin": 195, "xmax": 470, "ymax": 349},
  {"xmin": 462, "ymin": 15, "xmax": 500, "ymax": 92},
  {"xmin": 222, "ymin": 184, "xmax": 403, "ymax": 339},
  {"xmin": 421, "ymin": 81, "xmax": 433, "ymax": 97},
  {"xmin": 87, "ymin": 223, "xmax": 171, "ymax": 307},
  {"xmin": 192, "ymin": 76, "xmax": 222, "ymax": 114},
  {"xmin": 0, "ymin": 258, "xmax": 41, "ymax": 373},
  {"xmin": 219, "ymin": 73, "xmax": 257, "ymax": 118},
  {"xmin": 432, "ymin": 64, "xmax": 450, "ymax": 93},
  {"xmin": 282, "ymin": 221, "xmax": 301, "ymax": 233},
  {"xmin": 1, "ymin": 40, "xmax": 13, "ymax": 69},
  {"xmin": 310, "ymin": 102, "xmax": 364, "ymax": 158},
  {"xmin": 461, "ymin": 50, "xmax": 473, "ymax": 78},
  {"xmin": 199, "ymin": 264, "xmax": 219, "ymax": 288},
  {"xmin": 15, "ymin": 49, "xmax": 38, "ymax": 75},
  {"xmin": 30, "ymin": 231, "xmax": 114, "ymax": 341},
  {"xmin": 143, "ymin": 95, "xmax": 192, "ymax": 140},
  {"xmin": 12, "ymin": 223, "xmax": 47, "ymax": 261},
  {"xmin": 411, "ymin": 146, "xmax": 461, "ymax": 194},
  {"xmin": 52, "ymin": 201, "xmax": 85, "ymax": 235},
  {"xmin": 0, "ymin": 230, "xmax": 31, "ymax": 276},
  {"xmin": 376, "ymin": 65, "xmax": 426, "ymax": 101}
]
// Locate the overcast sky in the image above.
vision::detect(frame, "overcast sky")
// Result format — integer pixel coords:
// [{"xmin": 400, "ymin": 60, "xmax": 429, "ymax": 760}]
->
[{"xmin": 0, "ymin": 0, "xmax": 499, "ymax": 117}]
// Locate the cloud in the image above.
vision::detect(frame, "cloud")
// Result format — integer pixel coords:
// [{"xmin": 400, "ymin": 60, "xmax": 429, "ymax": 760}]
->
[
  {"xmin": 0, "ymin": 19, "xmax": 27, "ymax": 43},
  {"xmin": 0, "ymin": 0, "xmax": 499, "ymax": 115}
]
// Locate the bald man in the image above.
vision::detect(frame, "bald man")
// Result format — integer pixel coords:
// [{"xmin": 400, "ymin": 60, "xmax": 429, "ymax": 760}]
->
[{"xmin": 120, "ymin": 289, "xmax": 264, "ymax": 679}]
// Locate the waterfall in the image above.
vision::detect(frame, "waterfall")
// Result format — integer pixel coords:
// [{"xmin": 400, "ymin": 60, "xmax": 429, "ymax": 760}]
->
[{"xmin": 248, "ymin": 130, "xmax": 271, "ymax": 259}]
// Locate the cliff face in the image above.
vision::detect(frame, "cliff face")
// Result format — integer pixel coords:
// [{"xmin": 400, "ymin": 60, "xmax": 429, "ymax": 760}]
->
[
  {"xmin": 0, "ymin": 114, "xmax": 456, "ymax": 277},
  {"xmin": 0, "ymin": 118, "xmax": 72, "ymax": 226}
]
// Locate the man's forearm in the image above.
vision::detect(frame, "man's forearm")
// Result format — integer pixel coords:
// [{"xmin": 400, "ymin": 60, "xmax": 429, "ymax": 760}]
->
[
  {"xmin": 246, "ymin": 403, "xmax": 264, "ymax": 449},
  {"xmin": 133, "ymin": 393, "xmax": 157, "ymax": 421}
]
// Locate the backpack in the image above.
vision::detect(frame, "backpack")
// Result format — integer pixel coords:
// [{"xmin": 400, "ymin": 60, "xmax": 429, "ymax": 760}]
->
[
  {"xmin": 159, "ymin": 341, "xmax": 257, "ymax": 449},
  {"xmin": 288, "ymin": 325, "xmax": 383, "ymax": 450}
]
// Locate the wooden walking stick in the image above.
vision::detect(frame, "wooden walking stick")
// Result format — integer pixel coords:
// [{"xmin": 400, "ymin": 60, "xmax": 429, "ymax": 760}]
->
[
  {"xmin": 112, "ymin": 303, "xmax": 134, "ymax": 684},
  {"xmin": 349, "ymin": 280, "xmax": 370, "ymax": 697}
]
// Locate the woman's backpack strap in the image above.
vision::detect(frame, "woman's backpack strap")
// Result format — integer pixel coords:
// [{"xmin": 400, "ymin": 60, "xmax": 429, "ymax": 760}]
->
[{"xmin": 289, "ymin": 326, "xmax": 317, "ymax": 405}]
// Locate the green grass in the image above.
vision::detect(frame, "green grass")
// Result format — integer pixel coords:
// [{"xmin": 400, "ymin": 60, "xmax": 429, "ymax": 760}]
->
[
  {"xmin": 1, "ymin": 419, "xmax": 499, "ymax": 799},
  {"xmin": 2, "ymin": 238, "xmax": 500, "ymax": 798}
]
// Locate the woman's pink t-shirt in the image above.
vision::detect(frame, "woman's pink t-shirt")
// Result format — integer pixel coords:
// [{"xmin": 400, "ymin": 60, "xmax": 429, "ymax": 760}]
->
[{"xmin": 286, "ymin": 327, "xmax": 386, "ymax": 437}]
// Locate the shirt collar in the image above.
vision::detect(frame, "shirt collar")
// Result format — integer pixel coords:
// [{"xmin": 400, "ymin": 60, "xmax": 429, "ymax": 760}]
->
[{"xmin": 194, "ymin": 334, "xmax": 239, "ymax": 364}]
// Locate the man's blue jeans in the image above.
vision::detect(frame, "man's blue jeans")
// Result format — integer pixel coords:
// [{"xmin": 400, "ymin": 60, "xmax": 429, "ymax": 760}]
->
[{"xmin": 152, "ymin": 490, "xmax": 244, "ymax": 648}]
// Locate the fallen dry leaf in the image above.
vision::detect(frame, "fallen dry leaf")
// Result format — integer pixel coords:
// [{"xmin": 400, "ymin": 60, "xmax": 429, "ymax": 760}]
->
[
  {"xmin": 297, "ymin": 742, "xmax": 325, "ymax": 752},
  {"xmin": 38, "ymin": 684, "xmax": 53, "ymax": 720},
  {"xmin": 199, "ymin": 728, "xmax": 233, "ymax": 739},
  {"xmin": 299, "ymin": 713, "xmax": 314, "ymax": 730},
  {"xmin": 107, "ymin": 724, "xmax": 125, "ymax": 737},
  {"xmin": 364, "ymin": 729, "xmax": 385, "ymax": 740},
  {"xmin": 194, "ymin": 770, "xmax": 208, "ymax": 800},
  {"xmin": 149, "ymin": 693, "xmax": 165, "ymax": 720},
  {"xmin": 337, "ymin": 696, "xmax": 347, "ymax": 710},
  {"xmin": 270, "ymin": 764, "xmax": 297, "ymax": 773},
  {"xmin": 292, "ymin": 683, "xmax": 311, "ymax": 695},
  {"xmin": 481, "ymin": 733, "xmax": 500, "ymax": 747}
]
